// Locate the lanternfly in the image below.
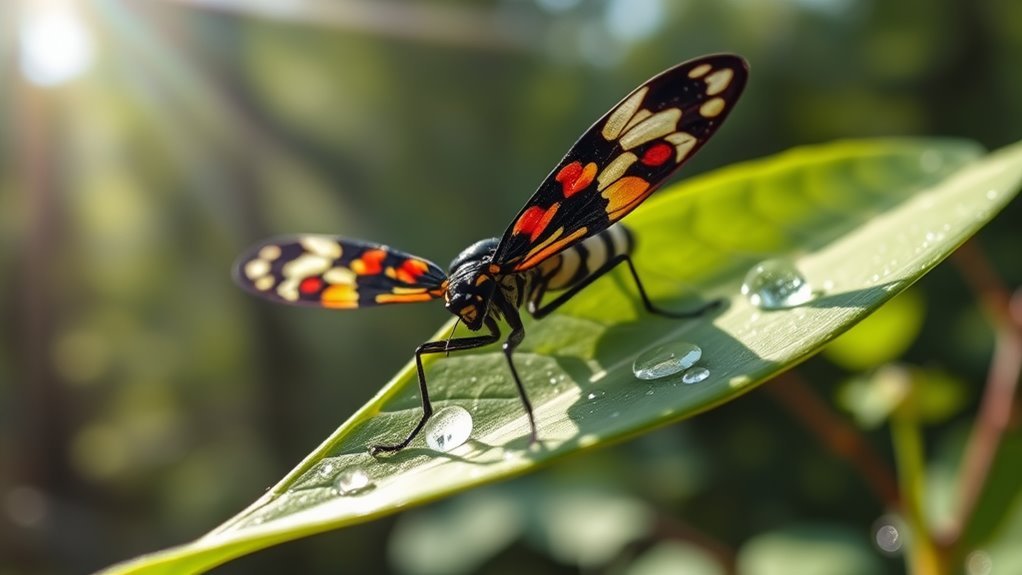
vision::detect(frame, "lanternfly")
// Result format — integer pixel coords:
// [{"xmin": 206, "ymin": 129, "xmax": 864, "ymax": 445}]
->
[{"xmin": 234, "ymin": 54, "xmax": 748, "ymax": 455}]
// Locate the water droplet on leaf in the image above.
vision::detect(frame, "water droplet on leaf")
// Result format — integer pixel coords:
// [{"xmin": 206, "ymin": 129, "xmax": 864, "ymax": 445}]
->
[
  {"xmin": 334, "ymin": 467, "xmax": 373, "ymax": 496},
  {"xmin": 633, "ymin": 341, "xmax": 702, "ymax": 380},
  {"xmin": 741, "ymin": 259, "xmax": 815, "ymax": 309},
  {"xmin": 682, "ymin": 366, "xmax": 710, "ymax": 384},
  {"xmin": 425, "ymin": 406, "xmax": 473, "ymax": 452}
]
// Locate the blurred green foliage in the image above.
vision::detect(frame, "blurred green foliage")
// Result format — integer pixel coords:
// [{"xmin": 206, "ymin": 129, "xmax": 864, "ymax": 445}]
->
[{"xmin": 1, "ymin": 0, "xmax": 1021, "ymax": 574}]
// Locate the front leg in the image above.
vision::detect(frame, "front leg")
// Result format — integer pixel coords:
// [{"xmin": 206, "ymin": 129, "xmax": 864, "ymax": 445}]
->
[
  {"xmin": 494, "ymin": 298, "xmax": 538, "ymax": 444},
  {"xmin": 369, "ymin": 318, "xmax": 501, "ymax": 456}
]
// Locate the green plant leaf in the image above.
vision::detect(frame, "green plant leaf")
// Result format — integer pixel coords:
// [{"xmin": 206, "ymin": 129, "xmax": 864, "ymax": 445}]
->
[{"xmin": 100, "ymin": 138, "xmax": 1022, "ymax": 574}]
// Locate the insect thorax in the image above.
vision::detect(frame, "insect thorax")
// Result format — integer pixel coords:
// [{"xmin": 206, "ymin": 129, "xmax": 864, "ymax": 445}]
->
[{"xmin": 445, "ymin": 238, "xmax": 537, "ymax": 330}]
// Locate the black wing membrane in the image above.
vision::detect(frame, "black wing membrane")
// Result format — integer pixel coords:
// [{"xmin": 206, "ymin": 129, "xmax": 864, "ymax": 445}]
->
[
  {"xmin": 492, "ymin": 54, "xmax": 748, "ymax": 273},
  {"xmin": 233, "ymin": 235, "xmax": 448, "ymax": 309}
]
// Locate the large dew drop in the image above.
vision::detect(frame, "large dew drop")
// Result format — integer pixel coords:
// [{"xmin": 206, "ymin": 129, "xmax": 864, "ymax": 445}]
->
[
  {"xmin": 334, "ymin": 467, "xmax": 373, "ymax": 496},
  {"xmin": 425, "ymin": 405, "xmax": 473, "ymax": 452},
  {"xmin": 633, "ymin": 341, "xmax": 702, "ymax": 380},
  {"xmin": 741, "ymin": 259, "xmax": 815, "ymax": 309}
]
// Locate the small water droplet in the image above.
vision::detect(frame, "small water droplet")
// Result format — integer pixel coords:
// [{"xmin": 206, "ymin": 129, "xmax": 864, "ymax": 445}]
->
[
  {"xmin": 334, "ymin": 467, "xmax": 373, "ymax": 496},
  {"xmin": 874, "ymin": 523, "xmax": 902, "ymax": 553},
  {"xmin": 610, "ymin": 411, "xmax": 620, "ymax": 418},
  {"xmin": 633, "ymin": 341, "xmax": 702, "ymax": 380},
  {"xmin": 985, "ymin": 189, "xmax": 999, "ymax": 201},
  {"xmin": 424, "ymin": 406, "xmax": 473, "ymax": 452},
  {"xmin": 318, "ymin": 462, "xmax": 335, "ymax": 478},
  {"xmin": 645, "ymin": 388, "xmax": 655, "ymax": 396},
  {"xmin": 586, "ymin": 390, "xmax": 605, "ymax": 401},
  {"xmin": 965, "ymin": 550, "xmax": 992, "ymax": 575},
  {"xmin": 549, "ymin": 377, "xmax": 558, "ymax": 385},
  {"xmin": 741, "ymin": 259, "xmax": 815, "ymax": 309},
  {"xmin": 469, "ymin": 376, "xmax": 478, "ymax": 384},
  {"xmin": 682, "ymin": 366, "xmax": 710, "ymax": 384}
]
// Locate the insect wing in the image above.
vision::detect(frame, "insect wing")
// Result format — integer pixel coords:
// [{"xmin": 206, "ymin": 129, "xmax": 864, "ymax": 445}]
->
[
  {"xmin": 492, "ymin": 54, "xmax": 748, "ymax": 272},
  {"xmin": 234, "ymin": 235, "xmax": 448, "ymax": 309}
]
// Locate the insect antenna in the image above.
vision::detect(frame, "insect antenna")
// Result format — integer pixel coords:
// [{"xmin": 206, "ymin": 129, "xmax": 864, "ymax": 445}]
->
[{"xmin": 444, "ymin": 317, "xmax": 462, "ymax": 357}]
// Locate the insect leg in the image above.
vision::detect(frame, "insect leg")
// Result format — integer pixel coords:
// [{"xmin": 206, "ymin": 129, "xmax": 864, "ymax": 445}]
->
[
  {"xmin": 369, "ymin": 319, "xmax": 501, "ymax": 456},
  {"xmin": 528, "ymin": 254, "xmax": 720, "ymax": 320},
  {"xmin": 494, "ymin": 299, "xmax": 538, "ymax": 444}
]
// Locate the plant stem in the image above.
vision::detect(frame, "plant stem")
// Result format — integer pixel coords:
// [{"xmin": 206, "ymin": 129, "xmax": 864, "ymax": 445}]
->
[
  {"xmin": 891, "ymin": 405, "xmax": 944, "ymax": 575},
  {"xmin": 766, "ymin": 372, "xmax": 901, "ymax": 507},
  {"xmin": 942, "ymin": 241, "xmax": 1022, "ymax": 545}
]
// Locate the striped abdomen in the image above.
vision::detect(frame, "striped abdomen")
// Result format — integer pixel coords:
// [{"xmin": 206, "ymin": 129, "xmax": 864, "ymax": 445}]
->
[{"xmin": 533, "ymin": 223, "xmax": 634, "ymax": 293}]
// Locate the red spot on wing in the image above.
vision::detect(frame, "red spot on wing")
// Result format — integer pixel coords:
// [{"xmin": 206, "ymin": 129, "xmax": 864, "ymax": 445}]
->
[
  {"xmin": 353, "ymin": 249, "xmax": 386, "ymax": 275},
  {"xmin": 555, "ymin": 161, "xmax": 597, "ymax": 198},
  {"xmin": 641, "ymin": 142, "xmax": 673, "ymax": 166},
  {"xmin": 299, "ymin": 277, "xmax": 324, "ymax": 295},
  {"xmin": 395, "ymin": 259, "xmax": 429, "ymax": 284},
  {"xmin": 513, "ymin": 204, "xmax": 560, "ymax": 242}
]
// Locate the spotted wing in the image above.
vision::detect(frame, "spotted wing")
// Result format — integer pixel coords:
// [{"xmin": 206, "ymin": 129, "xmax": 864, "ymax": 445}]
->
[
  {"xmin": 233, "ymin": 235, "xmax": 448, "ymax": 309},
  {"xmin": 492, "ymin": 54, "xmax": 748, "ymax": 273}
]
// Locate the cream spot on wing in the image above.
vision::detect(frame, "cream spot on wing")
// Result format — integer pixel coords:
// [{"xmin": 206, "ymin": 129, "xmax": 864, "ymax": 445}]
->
[
  {"xmin": 602, "ymin": 87, "xmax": 649, "ymax": 141},
  {"xmin": 244, "ymin": 259, "xmax": 270, "ymax": 280},
  {"xmin": 699, "ymin": 97, "xmax": 726, "ymax": 118},
  {"xmin": 277, "ymin": 283, "xmax": 299, "ymax": 301},
  {"xmin": 258, "ymin": 245, "xmax": 281, "ymax": 261},
  {"xmin": 597, "ymin": 152, "xmax": 638, "ymax": 191},
  {"xmin": 278, "ymin": 254, "xmax": 332, "ymax": 302},
  {"xmin": 665, "ymin": 132, "xmax": 698, "ymax": 162},
  {"xmin": 704, "ymin": 68, "xmax": 734, "ymax": 96},
  {"xmin": 323, "ymin": 267, "xmax": 356, "ymax": 285},
  {"xmin": 300, "ymin": 236, "xmax": 342, "ymax": 259},
  {"xmin": 688, "ymin": 63, "xmax": 712, "ymax": 78},
  {"xmin": 619, "ymin": 108, "xmax": 682, "ymax": 150},
  {"xmin": 282, "ymin": 254, "xmax": 331, "ymax": 280},
  {"xmin": 620, "ymin": 108, "xmax": 652, "ymax": 135},
  {"xmin": 254, "ymin": 276, "xmax": 275, "ymax": 291}
]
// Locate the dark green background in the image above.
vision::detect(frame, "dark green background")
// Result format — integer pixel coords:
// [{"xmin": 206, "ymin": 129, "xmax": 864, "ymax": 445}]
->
[{"xmin": 2, "ymin": 0, "xmax": 1020, "ymax": 573}]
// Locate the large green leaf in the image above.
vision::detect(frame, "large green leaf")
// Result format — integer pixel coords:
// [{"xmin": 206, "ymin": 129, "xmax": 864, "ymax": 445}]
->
[{"xmin": 101, "ymin": 138, "xmax": 1022, "ymax": 574}]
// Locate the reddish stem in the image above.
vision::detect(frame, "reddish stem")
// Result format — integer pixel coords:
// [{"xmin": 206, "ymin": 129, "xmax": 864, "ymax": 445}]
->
[
  {"xmin": 941, "ymin": 241, "xmax": 1022, "ymax": 544},
  {"xmin": 766, "ymin": 372, "xmax": 901, "ymax": 508}
]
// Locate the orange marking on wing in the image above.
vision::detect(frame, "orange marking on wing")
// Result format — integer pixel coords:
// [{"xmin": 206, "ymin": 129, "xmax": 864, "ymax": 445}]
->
[
  {"xmin": 394, "ymin": 259, "xmax": 429, "ymax": 284},
  {"xmin": 392, "ymin": 286, "xmax": 428, "ymax": 295},
  {"xmin": 516, "ymin": 227, "xmax": 588, "ymax": 271},
  {"xmin": 321, "ymin": 284, "xmax": 359, "ymax": 308},
  {"xmin": 601, "ymin": 176, "xmax": 651, "ymax": 219},
  {"xmin": 375, "ymin": 292, "xmax": 434, "ymax": 304},
  {"xmin": 351, "ymin": 249, "xmax": 386, "ymax": 275},
  {"xmin": 513, "ymin": 204, "xmax": 560, "ymax": 242},
  {"xmin": 555, "ymin": 161, "xmax": 598, "ymax": 198}
]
